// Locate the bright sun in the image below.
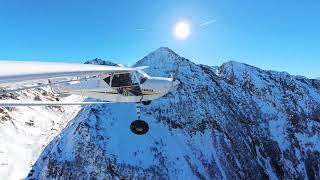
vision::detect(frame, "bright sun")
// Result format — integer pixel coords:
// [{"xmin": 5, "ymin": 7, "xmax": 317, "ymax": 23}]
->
[{"xmin": 174, "ymin": 21, "xmax": 191, "ymax": 40}]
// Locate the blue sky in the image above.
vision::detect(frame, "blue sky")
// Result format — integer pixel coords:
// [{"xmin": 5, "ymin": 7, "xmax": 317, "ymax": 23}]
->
[{"xmin": 0, "ymin": 0, "xmax": 319, "ymax": 77}]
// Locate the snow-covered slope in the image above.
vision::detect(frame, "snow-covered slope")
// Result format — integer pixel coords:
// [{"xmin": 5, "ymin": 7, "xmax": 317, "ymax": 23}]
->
[
  {"xmin": 2, "ymin": 47, "xmax": 320, "ymax": 179},
  {"xmin": 0, "ymin": 88, "xmax": 83, "ymax": 179}
]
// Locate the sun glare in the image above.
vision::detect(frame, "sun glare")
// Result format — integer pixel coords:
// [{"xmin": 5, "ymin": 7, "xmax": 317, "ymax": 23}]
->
[{"xmin": 174, "ymin": 21, "xmax": 191, "ymax": 40}]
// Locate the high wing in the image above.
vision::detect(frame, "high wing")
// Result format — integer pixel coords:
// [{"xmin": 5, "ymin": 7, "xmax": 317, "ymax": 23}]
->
[
  {"xmin": 0, "ymin": 100, "xmax": 113, "ymax": 107},
  {"xmin": 0, "ymin": 61, "xmax": 136, "ymax": 87}
]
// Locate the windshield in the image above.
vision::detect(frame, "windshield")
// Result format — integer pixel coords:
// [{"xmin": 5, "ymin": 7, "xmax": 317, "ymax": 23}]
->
[
  {"xmin": 135, "ymin": 71, "xmax": 149, "ymax": 84},
  {"xmin": 102, "ymin": 72, "xmax": 148, "ymax": 87},
  {"xmin": 110, "ymin": 73, "xmax": 132, "ymax": 87}
]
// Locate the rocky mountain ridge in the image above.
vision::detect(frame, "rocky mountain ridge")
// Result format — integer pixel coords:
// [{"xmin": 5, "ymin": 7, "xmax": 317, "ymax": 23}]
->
[
  {"xmin": 1, "ymin": 47, "xmax": 319, "ymax": 179},
  {"xmin": 29, "ymin": 47, "xmax": 320, "ymax": 179}
]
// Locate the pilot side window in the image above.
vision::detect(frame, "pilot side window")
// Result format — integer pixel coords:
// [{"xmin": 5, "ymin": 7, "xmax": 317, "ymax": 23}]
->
[
  {"xmin": 103, "ymin": 76, "xmax": 111, "ymax": 85},
  {"xmin": 102, "ymin": 73, "xmax": 143, "ymax": 96},
  {"xmin": 111, "ymin": 73, "xmax": 132, "ymax": 87}
]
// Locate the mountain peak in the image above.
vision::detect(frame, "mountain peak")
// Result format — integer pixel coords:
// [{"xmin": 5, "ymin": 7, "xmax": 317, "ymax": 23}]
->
[
  {"xmin": 84, "ymin": 58, "xmax": 118, "ymax": 66},
  {"xmin": 143, "ymin": 47, "xmax": 180, "ymax": 61},
  {"xmin": 155, "ymin": 47, "xmax": 177, "ymax": 55},
  {"xmin": 221, "ymin": 60, "xmax": 257, "ymax": 70},
  {"xmin": 134, "ymin": 47, "xmax": 195, "ymax": 77},
  {"xmin": 219, "ymin": 60, "xmax": 255, "ymax": 75},
  {"xmin": 135, "ymin": 47, "xmax": 191, "ymax": 67}
]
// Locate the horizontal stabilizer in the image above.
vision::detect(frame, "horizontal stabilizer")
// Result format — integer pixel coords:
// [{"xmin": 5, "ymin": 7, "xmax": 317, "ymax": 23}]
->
[{"xmin": 0, "ymin": 100, "xmax": 113, "ymax": 107}]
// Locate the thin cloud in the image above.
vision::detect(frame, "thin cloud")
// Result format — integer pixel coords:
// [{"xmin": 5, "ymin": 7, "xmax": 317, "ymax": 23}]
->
[
  {"xmin": 200, "ymin": 19, "xmax": 217, "ymax": 27},
  {"xmin": 135, "ymin": 28, "xmax": 147, "ymax": 31}
]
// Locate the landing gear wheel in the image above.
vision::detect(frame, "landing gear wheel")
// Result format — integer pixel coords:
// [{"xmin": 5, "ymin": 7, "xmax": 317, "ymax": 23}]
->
[
  {"xmin": 142, "ymin": 100, "xmax": 151, "ymax": 106},
  {"xmin": 130, "ymin": 120, "xmax": 149, "ymax": 135}
]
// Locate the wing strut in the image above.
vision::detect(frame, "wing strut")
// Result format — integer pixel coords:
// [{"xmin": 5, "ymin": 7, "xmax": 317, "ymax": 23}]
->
[{"xmin": 0, "ymin": 78, "xmax": 91, "ymax": 95}]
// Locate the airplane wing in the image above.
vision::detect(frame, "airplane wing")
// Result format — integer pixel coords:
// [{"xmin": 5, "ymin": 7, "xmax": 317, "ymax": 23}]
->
[
  {"xmin": 0, "ymin": 100, "xmax": 113, "ymax": 107},
  {"xmin": 0, "ymin": 61, "xmax": 136, "ymax": 87}
]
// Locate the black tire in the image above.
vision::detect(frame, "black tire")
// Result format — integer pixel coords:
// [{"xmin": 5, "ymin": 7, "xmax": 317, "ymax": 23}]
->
[
  {"xmin": 130, "ymin": 120, "xmax": 149, "ymax": 135},
  {"xmin": 142, "ymin": 100, "xmax": 152, "ymax": 106}
]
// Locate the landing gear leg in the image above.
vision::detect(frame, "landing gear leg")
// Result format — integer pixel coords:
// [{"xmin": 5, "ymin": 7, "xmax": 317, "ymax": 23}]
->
[
  {"xmin": 136, "ymin": 103, "xmax": 141, "ymax": 120},
  {"xmin": 130, "ymin": 103, "xmax": 149, "ymax": 135}
]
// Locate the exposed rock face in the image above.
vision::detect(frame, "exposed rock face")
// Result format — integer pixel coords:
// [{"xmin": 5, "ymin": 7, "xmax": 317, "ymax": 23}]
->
[
  {"xmin": 84, "ymin": 58, "xmax": 119, "ymax": 66},
  {"xmin": 26, "ymin": 47, "xmax": 320, "ymax": 179}
]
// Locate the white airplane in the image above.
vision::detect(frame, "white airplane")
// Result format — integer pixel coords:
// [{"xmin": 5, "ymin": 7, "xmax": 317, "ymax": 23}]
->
[{"xmin": 0, "ymin": 61, "xmax": 180, "ymax": 135}]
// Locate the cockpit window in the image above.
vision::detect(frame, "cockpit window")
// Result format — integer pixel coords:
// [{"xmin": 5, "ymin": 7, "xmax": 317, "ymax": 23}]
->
[
  {"xmin": 103, "ymin": 76, "xmax": 111, "ymax": 85},
  {"xmin": 102, "ymin": 72, "xmax": 148, "ymax": 88},
  {"xmin": 140, "ymin": 77, "xmax": 147, "ymax": 84},
  {"xmin": 111, "ymin": 73, "xmax": 132, "ymax": 87},
  {"xmin": 103, "ymin": 73, "xmax": 143, "ymax": 96}
]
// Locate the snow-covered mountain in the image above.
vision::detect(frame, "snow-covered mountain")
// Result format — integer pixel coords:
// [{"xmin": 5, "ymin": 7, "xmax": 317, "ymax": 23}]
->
[
  {"xmin": 1, "ymin": 47, "xmax": 320, "ymax": 179},
  {"xmin": 0, "ymin": 88, "xmax": 83, "ymax": 179},
  {"xmin": 84, "ymin": 58, "xmax": 118, "ymax": 66}
]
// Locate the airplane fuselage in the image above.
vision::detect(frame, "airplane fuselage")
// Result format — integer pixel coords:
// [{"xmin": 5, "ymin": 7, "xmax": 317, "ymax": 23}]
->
[{"xmin": 50, "ymin": 75, "xmax": 178, "ymax": 103}]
